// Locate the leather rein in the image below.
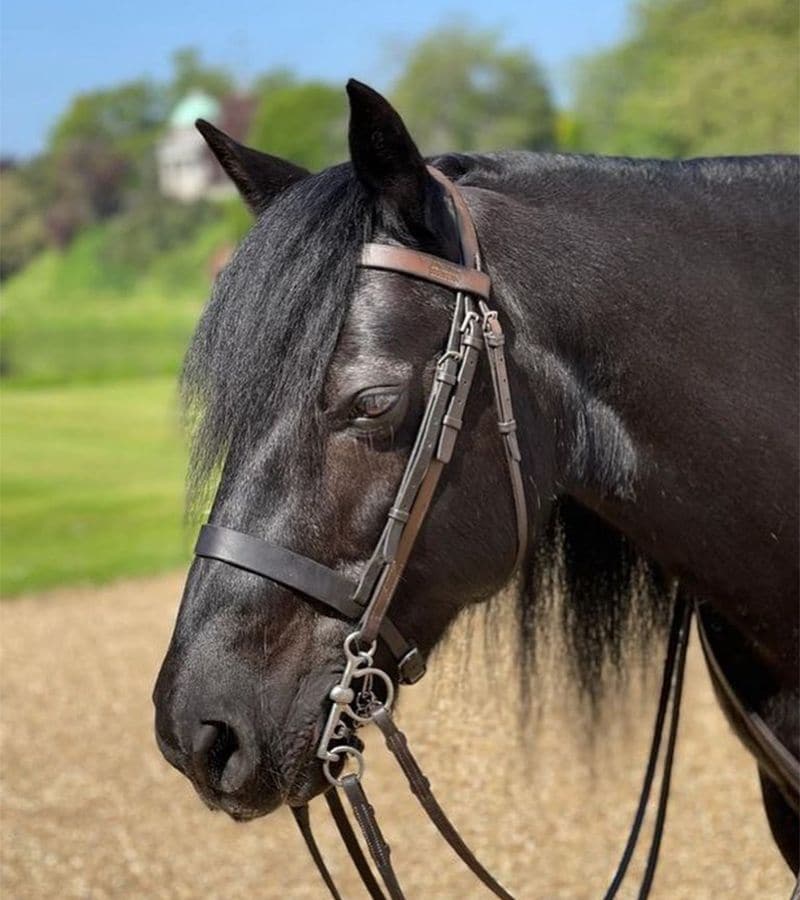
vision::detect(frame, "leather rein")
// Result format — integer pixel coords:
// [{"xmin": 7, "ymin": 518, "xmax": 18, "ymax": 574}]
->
[{"xmin": 190, "ymin": 167, "xmax": 798, "ymax": 898}]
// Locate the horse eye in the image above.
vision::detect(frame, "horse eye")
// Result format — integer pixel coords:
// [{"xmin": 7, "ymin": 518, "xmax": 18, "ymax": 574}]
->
[{"xmin": 352, "ymin": 390, "xmax": 401, "ymax": 420}]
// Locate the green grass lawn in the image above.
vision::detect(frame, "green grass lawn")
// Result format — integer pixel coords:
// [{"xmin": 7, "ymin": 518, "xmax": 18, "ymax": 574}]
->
[
  {"xmin": 1, "ymin": 218, "xmax": 227, "ymax": 386},
  {"xmin": 1, "ymin": 377, "xmax": 193, "ymax": 596},
  {"xmin": 0, "ymin": 213, "xmax": 232, "ymax": 595}
]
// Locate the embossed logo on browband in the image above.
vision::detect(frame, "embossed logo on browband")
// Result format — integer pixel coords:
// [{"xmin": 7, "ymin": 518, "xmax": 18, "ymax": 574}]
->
[
  {"xmin": 427, "ymin": 260, "xmax": 461, "ymax": 286},
  {"xmin": 359, "ymin": 243, "xmax": 492, "ymax": 299}
]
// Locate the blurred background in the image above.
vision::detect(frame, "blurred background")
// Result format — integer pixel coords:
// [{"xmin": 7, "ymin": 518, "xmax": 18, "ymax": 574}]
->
[
  {"xmin": 1, "ymin": 0, "xmax": 798, "ymax": 597},
  {"xmin": 1, "ymin": 1, "xmax": 798, "ymax": 897}
]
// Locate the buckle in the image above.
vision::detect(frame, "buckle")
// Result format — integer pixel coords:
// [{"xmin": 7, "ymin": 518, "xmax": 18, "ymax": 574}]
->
[
  {"xmin": 397, "ymin": 645, "xmax": 427, "ymax": 685},
  {"xmin": 459, "ymin": 309, "xmax": 480, "ymax": 333}
]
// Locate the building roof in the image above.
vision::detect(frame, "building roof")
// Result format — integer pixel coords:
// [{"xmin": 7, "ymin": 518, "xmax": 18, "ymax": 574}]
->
[{"xmin": 169, "ymin": 91, "xmax": 221, "ymax": 129}]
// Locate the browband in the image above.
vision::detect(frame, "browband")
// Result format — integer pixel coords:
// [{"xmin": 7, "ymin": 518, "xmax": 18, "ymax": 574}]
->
[{"xmin": 359, "ymin": 244, "xmax": 491, "ymax": 300}]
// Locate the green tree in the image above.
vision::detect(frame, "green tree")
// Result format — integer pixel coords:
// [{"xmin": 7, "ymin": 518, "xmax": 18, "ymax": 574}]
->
[
  {"xmin": 392, "ymin": 27, "xmax": 556, "ymax": 154},
  {"xmin": 251, "ymin": 67, "xmax": 297, "ymax": 100},
  {"xmin": 247, "ymin": 82, "xmax": 348, "ymax": 171},
  {"xmin": 41, "ymin": 139, "xmax": 131, "ymax": 246},
  {"xmin": 168, "ymin": 48, "xmax": 235, "ymax": 106},
  {"xmin": 46, "ymin": 79, "xmax": 166, "ymax": 242},
  {"xmin": 573, "ymin": 0, "xmax": 800, "ymax": 156},
  {"xmin": 0, "ymin": 168, "xmax": 47, "ymax": 279},
  {"xmin": 50, "ymin": 80, "xmax": 165, "ymax": 160}
]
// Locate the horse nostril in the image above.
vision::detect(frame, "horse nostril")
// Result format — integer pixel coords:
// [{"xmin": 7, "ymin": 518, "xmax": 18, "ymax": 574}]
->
[{"xmin": 192, "ymin": 720, "xmax": 248, "ymax": 795}]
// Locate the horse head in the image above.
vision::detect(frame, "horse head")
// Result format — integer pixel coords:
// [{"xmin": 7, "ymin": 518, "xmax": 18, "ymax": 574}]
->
[{"xmin": 153, "ymin": 82, "xmax": 551, "ymax": 820}]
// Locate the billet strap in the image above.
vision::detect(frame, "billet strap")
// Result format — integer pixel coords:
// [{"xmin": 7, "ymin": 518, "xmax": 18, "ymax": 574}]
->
[
  {"xmin": 360, "ymin": 244, "xmax": 491, "ymax": 300},
  {"xmin": 357, "ymin": 299, "xmax": 482, "ymax": 646},
  {"xmin": 341, "ymin": 775, "xmax": 406, "ymax": 900},
  {"xmin": 356, "ymin": 303, "xmax": 529, "ymax": 649},
  {"xmin": 291, "ymin": 805, "xmax": 343, "ymax": 900},
  {"xmin": 603, "ymin": 596, "xmax": 693, "ymax": 900},
  {"xmin": 360, "ymin": 459, "xmax": 444, "ymax": 646},
  {"xmin": 350, "ymin": 294, "xmax": 466, "ymax": 622},
  {"xmin": 325, "ymin": 789, "xmax": 387, "ymax": 900},
  {"xmin": 373, "ymin": 708, "xmax": 515, "ymax": 900}
]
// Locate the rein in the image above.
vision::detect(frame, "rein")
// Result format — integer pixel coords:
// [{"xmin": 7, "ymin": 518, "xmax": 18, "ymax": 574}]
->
[{"xmin": 193, "ymin": 167, "xmax": 704, "ymax": 897}]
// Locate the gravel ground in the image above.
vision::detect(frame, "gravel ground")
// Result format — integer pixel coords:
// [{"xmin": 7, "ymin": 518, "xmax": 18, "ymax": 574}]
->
[{"xmin": 1, "ymin": 573, "xmax": 793, "ymax": 899}]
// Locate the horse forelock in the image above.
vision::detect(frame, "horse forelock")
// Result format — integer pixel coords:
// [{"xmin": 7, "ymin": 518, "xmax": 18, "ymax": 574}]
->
[{"xmin": 181, "ymin": 164, "xmax": 374, "ymax": 512}]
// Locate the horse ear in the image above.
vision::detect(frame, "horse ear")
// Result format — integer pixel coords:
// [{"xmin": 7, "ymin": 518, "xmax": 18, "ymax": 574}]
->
[
  {"xmin": 346, "ymin": 79, "xmax": 433, "ymax": 227},
  {"xmin": 195, "ymin": 119, "xmax": 309, "ymax": 214}
]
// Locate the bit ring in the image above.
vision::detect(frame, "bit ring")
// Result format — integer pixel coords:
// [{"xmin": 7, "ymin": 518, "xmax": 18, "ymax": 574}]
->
[
  {"xmin": 323, "ymin": 745, "xmax": 365, "ymax": 786},
  {"xmin": 344, "ymin": 631, "xmax": 376, "ymax": 663},
  {"xmin": 346, "ymin": 667, "xmax": 396, "ymax": 723}
]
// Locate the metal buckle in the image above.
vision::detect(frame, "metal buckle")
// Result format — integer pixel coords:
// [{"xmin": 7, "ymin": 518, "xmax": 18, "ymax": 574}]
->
[
  {"xmin": 459, "ymin": 309, "xmax": 480, "ymax": 333},
  {"xmin": 478, "ymin": 299, "xmax": 496, "ymax": 321},
  {"xmin": 436, "ymin": 349, "xmax": 462, "ymax": 367},
  {"xmin": 397, "ymin": 645, "xmax": 426, "ymax": 685}
]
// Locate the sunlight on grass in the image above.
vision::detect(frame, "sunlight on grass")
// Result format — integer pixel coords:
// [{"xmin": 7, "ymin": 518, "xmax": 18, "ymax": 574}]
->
[
  {"xmin": 1, "ymin": 219, "xmax": 227, "ymax": 385},
  {"xmin": 1, "ymin": 377, "xmax": 192, "ymax": 596}
]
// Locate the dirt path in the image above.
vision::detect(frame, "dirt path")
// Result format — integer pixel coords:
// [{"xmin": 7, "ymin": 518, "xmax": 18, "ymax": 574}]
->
[{"xmin": 1, "ymin": 574, "xmax": 792, "ymax": 899}]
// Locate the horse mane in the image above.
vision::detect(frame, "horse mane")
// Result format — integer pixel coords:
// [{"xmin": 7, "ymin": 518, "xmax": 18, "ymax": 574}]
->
[
  {"xmin": 511, "ymin": 499, "xmax": 674, "ymax": 711},
  {"xmin": 433, "ymin": 148, "xmax": 799, "ymax": 205}
]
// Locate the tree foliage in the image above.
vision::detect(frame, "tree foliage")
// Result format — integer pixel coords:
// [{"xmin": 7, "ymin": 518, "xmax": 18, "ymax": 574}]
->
[
  {"xmin": 3, "ymin": 49, "xmax": 230, "ymax": 277},
  {"xmin": 573, "ymin": 0, "xmax": 800, "ymax": 156},
  {"xmin": 7, "ymin": 10, "xmax": 797, "ymax": 284},
  {"xmin": 392, "ymin": 27, "xmax": 556, "ymax": 154},
  {"xmin": 0, "ymin": 167, "xmax": 47, "ymax": 279},
  {"xmin": 50, "ymin": 80, "xmax": 165, "ymax": 160},
  {"xmin": 247, "ymin": 82, "xmax": 348, "ymax": 171},
  {"xmin": 168, "ymin": 48, "xmax": 235, "ymax": 107}
]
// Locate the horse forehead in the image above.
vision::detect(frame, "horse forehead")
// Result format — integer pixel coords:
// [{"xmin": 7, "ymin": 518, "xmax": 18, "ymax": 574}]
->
[{"xmin": 336, "ymin": 272, "xmax": 451, "ymax": 360}]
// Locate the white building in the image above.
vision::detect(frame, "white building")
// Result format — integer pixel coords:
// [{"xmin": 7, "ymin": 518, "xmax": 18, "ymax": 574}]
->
[{"xmin": 157, "ymin": 92, "xmax": 233, "ymax": 202}]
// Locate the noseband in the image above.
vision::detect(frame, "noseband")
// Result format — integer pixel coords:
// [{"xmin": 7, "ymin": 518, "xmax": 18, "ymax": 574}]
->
[{"xmin": 191, "ymin": 168, "xmax": 697, "ymax": 899}]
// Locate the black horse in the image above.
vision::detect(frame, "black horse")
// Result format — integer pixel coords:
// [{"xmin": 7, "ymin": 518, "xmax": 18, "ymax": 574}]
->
[{"xmin": 153, "ymin": 81, "xmax": 799, "ymax": 887}]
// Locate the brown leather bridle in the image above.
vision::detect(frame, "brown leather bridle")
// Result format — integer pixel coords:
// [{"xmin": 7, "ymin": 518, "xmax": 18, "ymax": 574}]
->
[
  {"xmin": 190, "ymin": 168, "xmax": 796, "ymax": 898},
  {"xmin": 195, "ymin": 166, "xmax": 527, "ymax": 898},
  {"xmin": 195, "ymin": 166, "xmax": 528, "ymax": 691}
]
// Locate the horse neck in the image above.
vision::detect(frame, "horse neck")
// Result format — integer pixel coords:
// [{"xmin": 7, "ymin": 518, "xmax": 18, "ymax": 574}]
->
[{"xmin": 469, "ymin": 159, "xmax": 798, "ymax": 683}]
